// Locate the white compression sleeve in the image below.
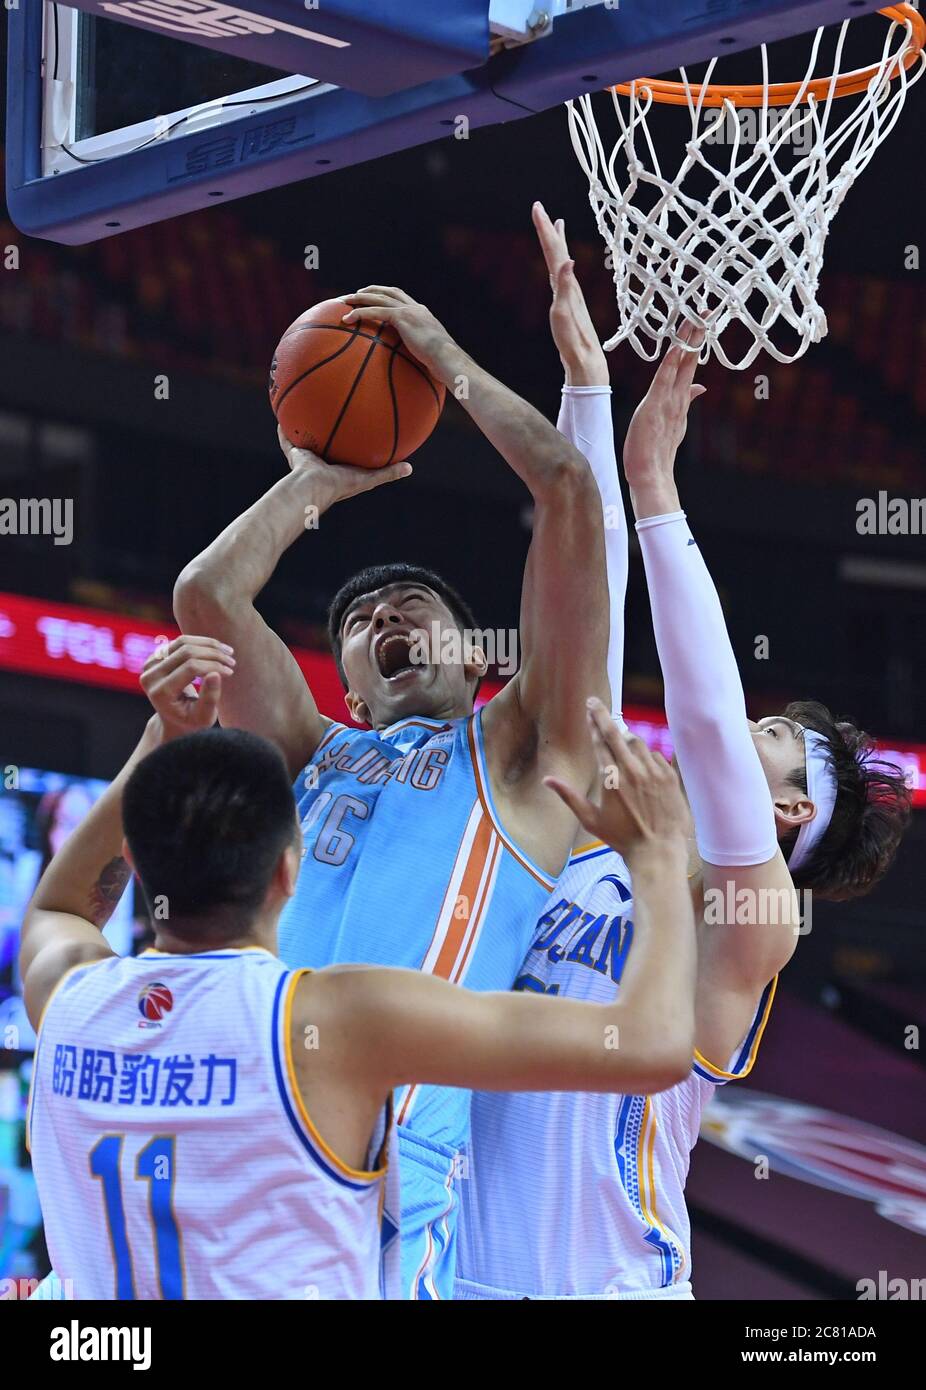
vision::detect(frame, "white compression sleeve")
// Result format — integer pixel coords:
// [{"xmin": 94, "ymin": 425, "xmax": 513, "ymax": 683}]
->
[
  {"xmin": 635, "ymin": 512, "xmax": 778, "ymax": 867},
  {"xmin": 557, "ymin": 386, "xmax": 626, "ymax": 717}
]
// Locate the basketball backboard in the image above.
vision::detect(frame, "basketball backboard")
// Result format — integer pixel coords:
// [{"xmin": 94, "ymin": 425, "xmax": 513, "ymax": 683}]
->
[{"xmin": 6, "ymin": 0, "xmax": 891, "ymax": 244}]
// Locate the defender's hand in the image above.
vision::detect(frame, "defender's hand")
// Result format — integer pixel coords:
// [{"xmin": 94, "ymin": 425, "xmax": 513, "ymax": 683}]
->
[
  {"xmin": 277, "ymin": 426, "xmax": 412, "ymax": 506},
  {"xmin": 342, "ymin": 287, "xmax": 456, "ymax": 381},
  {"xmin": 623, "ymin": 321, "xmax": 706, "ymax": 490},
  {"xmin": 532, "ymin": 202, "xmax": 607, "ymax": 385},
  {"xmin": 544, "ymin": 698, "xmax": 689, "ymax": 864},
  {"xmin": 140, "ymin": 635, "xmax": 233, "ymax": 739}
]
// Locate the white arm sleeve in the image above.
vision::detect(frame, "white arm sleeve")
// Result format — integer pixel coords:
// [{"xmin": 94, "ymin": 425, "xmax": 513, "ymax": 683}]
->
[
  {"xmin": 557, "ymin": 386, "xmax": 626, "ymax": 719},
  {"xmin": 635, "ymin": 512, "xmax": 778, "ymax": 867}
]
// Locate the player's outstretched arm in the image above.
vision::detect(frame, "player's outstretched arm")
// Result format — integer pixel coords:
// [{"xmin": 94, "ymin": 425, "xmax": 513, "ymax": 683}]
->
[
  {"xmin": 174, "ymin": 433, "xmax": 412, "ymax": 778},
  {"xmin": 343, "ymin": 283, "xmax": 609, "ymax": 873},
  {"xmin": 343, "ymin": 282, "xmax": 610, "ymax": 777},
  {"xmin": 536, "ymin": 201, "xmax": 628, "ymax": 723},
  {"xmin": 19, "ymin": 646, "xmax": 228, "ymax": 1028},
  {"xmin": 314, "ymin": 703, "xmax": 695, "ymax": 1096},
  {"xmin": 623, "ymin": 327, "xmax": 797, "ymax": 1063}
]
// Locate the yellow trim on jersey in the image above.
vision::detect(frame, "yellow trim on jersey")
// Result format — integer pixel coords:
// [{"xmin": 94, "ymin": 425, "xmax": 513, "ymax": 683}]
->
[
  {"xmin": 572, "ymin": 839, "xmax": 606, "ymax": 857},
  {"xmin": 694, "ymin": 975, "xmax": 778, "ymax": 1080},
  {"xmin": 139, "ymin": 946, "xmax": 274, "ymax": 957},
  {"xmin": 373, "ymin": 1093, "xmax": 394, "ymax": 1173},
  {"xmin": 636, "ymin": 1100, "xmax": 686, "ymax": 1283},
  {"xmin": 25, "ymin": 956, "xmax": 109, "ymax": 1153},
  {"xmin": 282, "ymin": 970, "xmax": 388, "ymax": 1183}
]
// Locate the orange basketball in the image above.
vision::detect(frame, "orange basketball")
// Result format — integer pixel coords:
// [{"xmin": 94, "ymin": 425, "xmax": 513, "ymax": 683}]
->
[{"xmin": 268, "ymin": 298, "xmax": 446, "ymax": 468}]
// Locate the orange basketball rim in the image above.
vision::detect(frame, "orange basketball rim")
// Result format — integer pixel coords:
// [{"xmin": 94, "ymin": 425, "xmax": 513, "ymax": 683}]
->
[{"xmin": 612, "ymin": 3, "xmax": 926, "ymax": 108}]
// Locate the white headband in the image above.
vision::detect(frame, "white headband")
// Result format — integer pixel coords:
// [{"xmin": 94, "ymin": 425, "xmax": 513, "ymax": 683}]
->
[{"xmin": 787, "ymin": 728, "xmax": 838, "ymax": 874}]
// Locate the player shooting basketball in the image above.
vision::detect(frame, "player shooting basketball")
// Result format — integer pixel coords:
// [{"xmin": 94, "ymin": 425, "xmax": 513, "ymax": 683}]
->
[
  {"xmin": 172, "ymin": 294, "xmax": 614, "ymax": 1298},
  {"xmin": 20, "ymin": 650, "xmax": 696, "ymax": 1300},
  {"xmin": 456, "ymin": 211, "xmax": 914, "ymax": 1300}
]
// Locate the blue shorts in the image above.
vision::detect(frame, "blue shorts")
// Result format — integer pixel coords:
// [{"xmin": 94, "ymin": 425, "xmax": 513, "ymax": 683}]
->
[{"xmin": 397, "ymin": 1127, "xmax": 460, "ymax": 1301}]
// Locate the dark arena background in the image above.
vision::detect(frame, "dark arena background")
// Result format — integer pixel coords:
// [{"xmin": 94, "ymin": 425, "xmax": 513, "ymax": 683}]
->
[{"xmin": 1, "ymin": 3, "xmax": 925, "ymax": 1310}]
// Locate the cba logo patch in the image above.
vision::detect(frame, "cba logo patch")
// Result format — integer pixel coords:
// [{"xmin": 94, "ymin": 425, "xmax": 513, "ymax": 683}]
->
[
  {"xmin": 138, "ymin": 982, "xmax": 174, "ymax": 1026},
  {"xmin": 702, "ymin": 1088, "xmax": 926, "ymax": 1235}
]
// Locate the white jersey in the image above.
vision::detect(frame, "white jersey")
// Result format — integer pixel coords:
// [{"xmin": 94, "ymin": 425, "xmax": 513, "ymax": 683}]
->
[
  {"xmin": 455, "ymin": 843, "xmax": 775, "ymax": 1300},
  {"xmin": 28, "ymin": 947, "xmax": 401, "ymax": 1300}
]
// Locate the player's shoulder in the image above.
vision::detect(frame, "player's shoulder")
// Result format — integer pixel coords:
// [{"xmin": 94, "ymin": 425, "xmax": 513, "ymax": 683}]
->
[
  {"xmin": 292, "ymin": 963, "xmax": 384, "ymax": 1021},
  {"xmin": 289, "ymin": 965, "xmax": 395, "ymax": 1081},
  {"xmin": 23, "ymin": 938, "xmax": 115, "ymax": 1034}
]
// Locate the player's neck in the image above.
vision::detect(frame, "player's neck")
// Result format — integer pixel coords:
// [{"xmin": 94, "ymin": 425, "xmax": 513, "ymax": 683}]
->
[
  {"xmin": 150, "ymin": 914, "xmax": 278, "ymax": 957},
  {"xmin": 372, "ymin": 696, "xmax": 473, "ymax": 731}
]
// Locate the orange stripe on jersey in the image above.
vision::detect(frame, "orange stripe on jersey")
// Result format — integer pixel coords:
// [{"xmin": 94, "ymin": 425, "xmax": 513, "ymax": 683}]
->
[
  {"xmin": 410, "ymin": 802, "xmax": 485, "ymax": 979},
  {"xmin": 397, "ymin": 812, "xmax": 498, "ymax": 1127},
  {"xmin": 432, "ymin": 811, "xmax": 495, "ymax": 980},
  {"xmin": 449, "ymin": 832, "xmax": 502, "ymax": 985}
]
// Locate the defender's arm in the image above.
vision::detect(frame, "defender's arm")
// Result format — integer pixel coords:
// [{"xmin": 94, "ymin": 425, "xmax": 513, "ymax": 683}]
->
[{"xmin": 624, "ymin": 329, "xmax": 797, "ymax": 1066}]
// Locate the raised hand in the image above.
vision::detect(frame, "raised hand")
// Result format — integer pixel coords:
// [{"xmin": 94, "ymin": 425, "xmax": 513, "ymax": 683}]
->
[
  {"xmin": 544, "ymin": 697, "xmax": 689, "ymax": 864},
  {"xmin": 341, "ymin": 286, "xmax": 457, "ymax": 381},
  {"xmin": 277, "ymin": 425, "xmax": 412, "ymax": 506},
  {"xmin": 532, "ymin": 201, "xmax": 607, "ymax": 386},
  {"xmin": 623, "ymin": 321, "xmax": 706, "ymax": 495},
  {"xmin": 140, "ymin": 635, "xmax": 234, "ymax": 740}
]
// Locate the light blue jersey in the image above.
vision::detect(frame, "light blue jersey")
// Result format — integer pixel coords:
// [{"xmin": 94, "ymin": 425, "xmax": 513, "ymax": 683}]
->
[{"xmin": 278, "ymin": 709, "xmax": 557, "ymax": 1299}]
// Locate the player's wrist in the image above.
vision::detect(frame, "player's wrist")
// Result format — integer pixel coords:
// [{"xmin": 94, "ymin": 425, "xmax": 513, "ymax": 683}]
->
[
  {"xmin": 281, "ymin": 461, "xmax": 341, "ymax": 514},
  {"xmin": 622, "ymin": 834, "xmax": 689, "ymax": 876},
  {"xmin": 141, "ymin": 713, "xmax": 166, "ymax": 749},
  {"xmin": 426, "ymin": 337, "xmax": 468, "ymax": 389},
  {"xmin": 145, "ymin": 711, "xmax": 190, "ymax": 747},
  {"xmin": 563, "ymin": 359, "xmax": 609, "ymax": 387},
  {"xmin": 628, "ymin": 477, "xmax": 682, "ymax": 521}
]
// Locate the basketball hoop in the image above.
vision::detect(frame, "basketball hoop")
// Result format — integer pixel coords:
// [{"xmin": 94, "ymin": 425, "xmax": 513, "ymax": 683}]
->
[{"xmin": 568, "ymin": 4, "xmax": 926, "ymax": 369}]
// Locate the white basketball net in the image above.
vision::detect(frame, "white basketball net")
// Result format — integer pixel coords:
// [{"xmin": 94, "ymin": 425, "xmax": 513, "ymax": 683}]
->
[{"xmin": 568, "ymin": 11, "xmax": 925, "ymax": 369}]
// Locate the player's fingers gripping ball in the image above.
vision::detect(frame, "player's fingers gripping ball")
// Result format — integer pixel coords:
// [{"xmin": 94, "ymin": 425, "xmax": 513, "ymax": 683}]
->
[{"xmin": 269, "ymin": 297, "xmax": 446, "ymax": 469}]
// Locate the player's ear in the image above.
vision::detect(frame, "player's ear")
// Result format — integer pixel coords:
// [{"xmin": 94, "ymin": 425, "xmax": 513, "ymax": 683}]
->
[
  {"xmin": 279, "ymin": 838, "xmax": 301, "ymax": 898},
  {"xmin": 344, "ymin": 690, "xmax": 370, "ymax": 725},
  {"xmin": 772, "ymin": 791, "xmax": 815, "ymax": 835},
  {"xmin": 463, "ymin": 643, "xmax": 488, "ymax": 683}
]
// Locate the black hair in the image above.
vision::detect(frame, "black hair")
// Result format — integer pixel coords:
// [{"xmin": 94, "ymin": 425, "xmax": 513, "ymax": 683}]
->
[
  {"xmin": 122, "ymin": 727, "xmax": 298, "ymax": 935},
  {"xmin": 779, "ymin": 700, "xmax": 912, "ymax": 902},
  {"xmin": 327, "ymin": 562, "xmax": 482, "ymax": 690}
]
